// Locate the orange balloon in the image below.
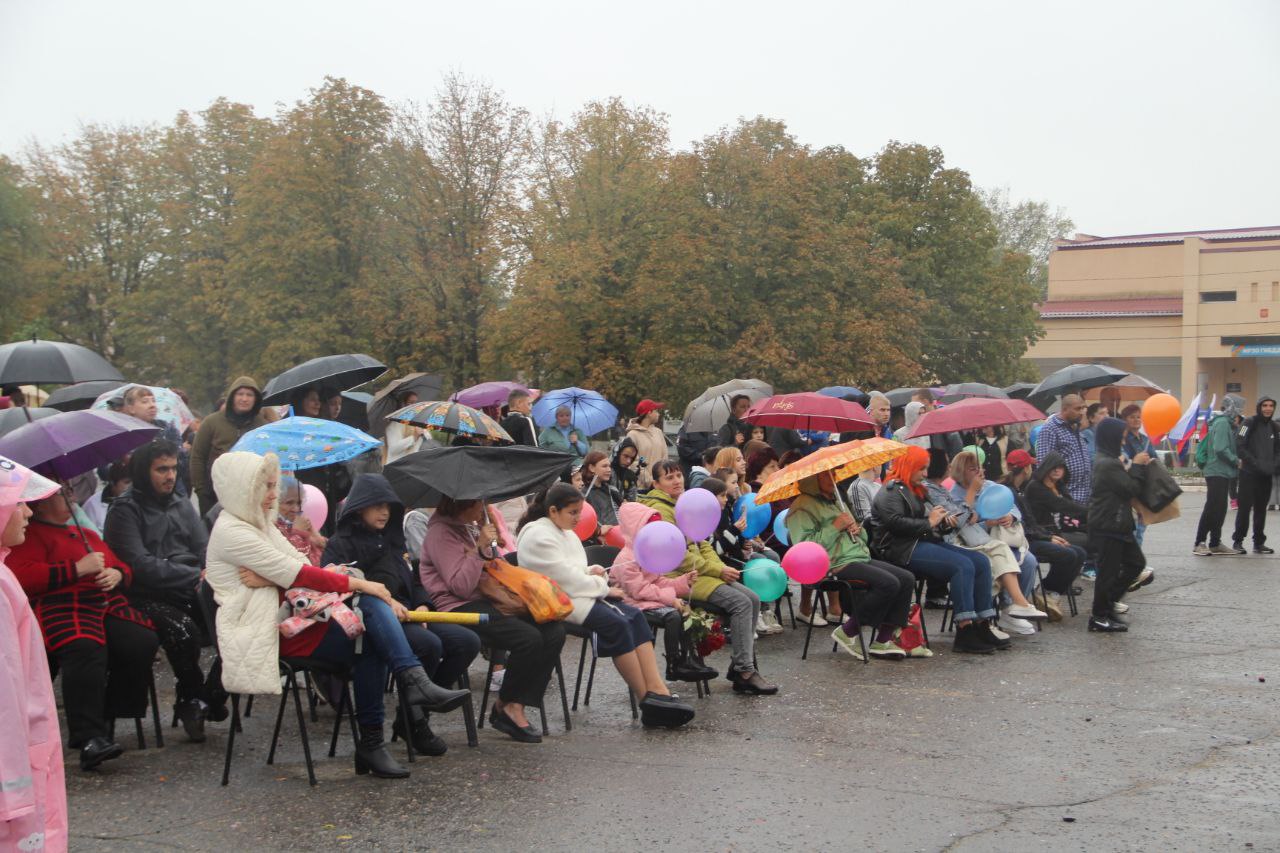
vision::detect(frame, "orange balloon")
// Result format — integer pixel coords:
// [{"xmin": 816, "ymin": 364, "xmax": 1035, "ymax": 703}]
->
[{"xmin": 1141, "ymin": 393, "xmax": 1181, "ymax": 437}]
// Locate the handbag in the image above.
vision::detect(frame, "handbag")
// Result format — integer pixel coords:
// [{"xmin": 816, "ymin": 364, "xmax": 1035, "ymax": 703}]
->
[
  {"xmin": 988, "ymin": 519, "xmax": 1029, "ymax": 550},
  {"xmin": 481, "ymin": 558, "xmax": 573, "ymax": 623},
  {"xmin": 896, "ymin": 604, "xmax": 926, "ymax": 652}
]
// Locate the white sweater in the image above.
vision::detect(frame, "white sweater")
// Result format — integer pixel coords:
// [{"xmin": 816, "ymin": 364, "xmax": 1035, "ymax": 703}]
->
[{"xmin": 515, "ymin": 517, "xmax": 608, "ymax": 624}]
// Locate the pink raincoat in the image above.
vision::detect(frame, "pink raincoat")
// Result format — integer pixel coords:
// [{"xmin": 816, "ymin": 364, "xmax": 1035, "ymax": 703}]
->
[
  {"xmin": 608, "ymin": 502, "xmax": 692, "ymax": 610},
  {"xmin": 0, "ymin": 456, "xmax": 67, "ymax": 852}
]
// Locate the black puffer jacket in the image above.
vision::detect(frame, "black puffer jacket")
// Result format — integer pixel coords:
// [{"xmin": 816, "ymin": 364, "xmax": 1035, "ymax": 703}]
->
[
  {"xmin": 1088, "ymin": 418, "xmax": 1149, "ymax": 540},
  {"xmin": 870, "ymin": 480, "xmax": 942, "ymax": 566},
  {"xmin": 1024, "ymin": 451, "xmax": 1088, "ymax": 534},
  {"xmin": 321, "ymin": 473, "xmax": 428, "ymax": 609}
]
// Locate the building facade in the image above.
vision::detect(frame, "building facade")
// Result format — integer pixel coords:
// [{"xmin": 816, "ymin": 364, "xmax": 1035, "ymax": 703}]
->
[{"xmin": 1028, "ymin": 227, "xmax": 1280, "ymax": 405}]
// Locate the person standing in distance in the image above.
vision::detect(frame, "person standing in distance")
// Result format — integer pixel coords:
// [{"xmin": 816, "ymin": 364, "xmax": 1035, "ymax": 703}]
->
[{"xmin": 1231, "ymin": 396, "xmax": 1280, "ymax": 554}]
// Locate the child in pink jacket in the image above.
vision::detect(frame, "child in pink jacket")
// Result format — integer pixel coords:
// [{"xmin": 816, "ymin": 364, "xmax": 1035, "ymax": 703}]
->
[{"xmin": 609, "ymin": 502, "xmax": 716, "ymax": 682}]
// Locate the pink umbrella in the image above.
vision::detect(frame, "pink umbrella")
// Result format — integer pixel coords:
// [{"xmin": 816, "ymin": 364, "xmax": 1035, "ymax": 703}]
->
[
  {"xmin": 743, "ymin": 392, "xmax": 875, "ymax": 433},
  {"xmin": 451, "ymin": 381, "xmax": 530, "ymax": 410},
  {"xmin": 904, "ymin": 397, "xmax": 1046, "ymax": 439}
]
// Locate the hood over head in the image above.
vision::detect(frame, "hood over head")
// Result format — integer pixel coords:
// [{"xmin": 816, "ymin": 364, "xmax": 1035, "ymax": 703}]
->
[
  {"xmin": 797, "ymin": 474, "xmax": 825, "ymax": 499},
  {"xmin": 127, "ymin": 438, "xmax": 182, "ymax": 505},
  {"xmin": 903, "ymin": 401, "xmax": 925, "ymax": 429},
  {"xmin": 1255, "ymin": 395, "xmax": 1276, "ymax": 421},
  {"xmin": 337, "ymin": 473, "xmax": 405, "ymax": 544},
  {"xmin": 0, "ymin": 454, "xmax": 58, "ymax": 558},
  {"xmin": 1032, "ymin": 450, "xmax": 1070, "ymax": 485},
  {"xmin": 223, "ymin": 375, "xmax": 264, "ymax": 423},
  {"xmin": 617, "ymin": 501, "xmax": 660, "ymax": 548},
  {"xmin": 1094, "ymin": 417, "xmax": 1127, "ymax": 458},
  {"xmin": 1220, "ymin": 394, "xmax": 1246, "ymax": 421},
  {"xmin": 212, "ymin": 450, "xmax": 279, "ymax": 531}
]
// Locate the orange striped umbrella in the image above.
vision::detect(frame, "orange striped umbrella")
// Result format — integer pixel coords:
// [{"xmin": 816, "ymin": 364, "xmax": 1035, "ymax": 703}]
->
[{"xmin": 753, "ymin": 437, "xmax": 911, "ymax": 505}]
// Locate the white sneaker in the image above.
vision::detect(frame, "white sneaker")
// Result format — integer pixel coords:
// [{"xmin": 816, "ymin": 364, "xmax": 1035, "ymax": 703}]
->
[
  {"xmin": 760, "ymin": 610, "xmax": 784, "ymax": 635},
  {"xmin": 1001, "ymin": 616, "xmax": 1036, "ymax": 635},
  {"xmin": 1112, "ymin": 601, "xmax": 1129, "ymax": 614},
  {"xmin": 830, "ymin": 626, "xmax": 865, "ymax": 660},
  {"xmin": 1005, "ymin": 603, "xmax": 1048, "ymax": 620},
  {"xmin": 796, "ymin": 610, "xmax": 828, "ymax": 627},
  {"xmin": 489, "ymin": 668, "xmax": 505, "ymax": 693},
  {"xmin": 988, "ymin": 623, "xmax": 1012, "ymax": 641}
]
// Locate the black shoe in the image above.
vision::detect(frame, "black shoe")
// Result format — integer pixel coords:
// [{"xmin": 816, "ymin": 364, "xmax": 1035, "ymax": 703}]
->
[
  {"xmin": 1071, "ymin": 586, "xmax": 1084, "ymax": 596},
  {"xmin": 724, "ymin": 664, "xmax": 739, "ymax": 683},
  {"xmin": 952, "ymin": 623, "xmax": 995, "ymax": 655},
  {"xmin": 204, "ymin": 699, "xmax": 229, "ymax": 724},
  {"xmin": 730, "ymin": 670, "xmax": 779, "ymax": 695},
  {"xmin": 354, "ymin": 725, "xmax": 410, "ymax": 778},
  {"xmin": 1088, "ymin": 615, "xmax": 1129, "ymax": 632},
  {"xmin": 687, "ymin": 653, "xmax": 718, "ymax": 678},
  {"xmin": 979, "ymin": 621, "xmax": 1012, "ymax": 650},
  {"xmin": 667, "ymin": 660, "xmax": 712, "ymax": 682},
  {"xmin": 1231, "ymin": 542, "xmax": 1248, "ymax": 555},
  {"xmin": 397, "ymin": 666, "xmax": 470, "ymax": 713},
  {"xmin": 174, "ymin": 699, "xmax": 206, "ymax": 743},
  {"xmin": 1254, "ymin": 545, "xmax": 1275, "ymax": 555},
  {"xmin": 639, "ymin": 692, "xmax": 696, "ymax": 728},
  {"xmin": 488, "ymin": 706, "xmax": 542, "ymax": 743},
  {"xmin": 392, "ymin": 711, "xmax": 448, "ymax": 757},
  {"xmin": 79, "ymin": 737, "xmax": 124, "ymax": 771}
]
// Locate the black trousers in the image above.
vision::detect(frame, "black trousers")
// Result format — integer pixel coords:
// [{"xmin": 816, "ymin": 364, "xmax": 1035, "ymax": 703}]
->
[
  {"xmin": 1028, "ymin": 539, "xmax": 1085, "ymax": 594},
  {"xmin": 647, "ymin": 608, "xmax": 685, "ymax": 662},
  {"xmin": 832, "ymin": 559, "xmax": 915, "ymax": 629},
  {"xmin": 402, "ymin": 621, "xmax": 482, "ymax": 686},
  {"xmin": 1196, "ymin": 476, "xmax": 1232, "ymax": 547},
  {"xmin": 1233, "ymin": 472, "xmax": 1273, "ymax": 546},
  {"xmin": 1091, "ymin": 536, "xmax": 1146, "ymax": 617},
  {"xmin": 53, "ymin": 616, "xmax": 159, "ymax": 747},
  {"xmin": 130, "ymin": 597, "xmax": 208, "ymax": 704},
  {"xmin": 455, "ymin": 602, "xmax": 566, "ymax": 707}
]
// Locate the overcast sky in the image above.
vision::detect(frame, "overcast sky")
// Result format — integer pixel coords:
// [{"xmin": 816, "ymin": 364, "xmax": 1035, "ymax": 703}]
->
[{"xmin": 2, "ymin": 0, "xmax": 1276, "ymax": 236}]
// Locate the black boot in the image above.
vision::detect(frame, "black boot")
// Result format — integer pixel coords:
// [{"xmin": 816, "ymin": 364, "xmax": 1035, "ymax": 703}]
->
[
  {"xmin": 79, "ymin": 737, "xmax": 124, "ymax": 771},
  {"xmin": 397, "ymin": 666, "xmax": 470, "ymax": 713},
  {"xmin": 392, "ymin": 708, "xmax": 447, "ymax": 757},
  {"xmin": 952, "ymin": 623, "xmax": 996, "ymax": 655},
  {"xmin": 355, "ymin": 725, "xmax": 409, "ymax": 778},
  {"xmin": 688, "ymin": 651, "xmax": 718, "ymax": 678},
  {"xmin": 666, "ymin": 654, "xmax": 711, "ymax": 682},
  {"xmin": 174, "ymin": 699, "xmax": 206, "ymax": 743}
]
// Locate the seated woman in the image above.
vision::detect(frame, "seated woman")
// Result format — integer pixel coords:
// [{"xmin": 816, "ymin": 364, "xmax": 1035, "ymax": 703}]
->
[
  {"xmin": 942, "ymin": 451, "xmax": 1048, "ymax": 634},
  {"xmin": 275, "ymin": 476, "xmax": 326, "ymax": 565},
  {"xmin": 1025, "ymin": 451, "xmax": 1092, "ymax": 559},
  {"xmin": 641, "ymin": 460, "xmax": 778, "ymax": 695},
  {"xmin": 1002, "ymin": 450, "xmax": 1085, "ymax": 620},
  {"xmin": 8, "ymin": 490, "xmax": 159, "ymax": 771},
  {"xmin": 787, "ymin": 470, "xmax": 924, "ymax": 659},
  {"xmin": 700, "ymin": 477, "xmax": 783, "ymax": 636},
  {"xmin": 581, "ymin": 450, "xmax": 622, "ymax": 542},
  {"xmin": 419, "ymin": 495, "xmax": 566, "ymax": 744},
  {"xmin": 322, "ymin": 473, "xmax": 481, "ymax": 757},
  {"xmin": 610, "ymin": 438, "xmax": 641, "ymax": 503},
  {"xmin": 871, "ymin": 445, "xmax": 1005, "ymax": 654},
  {"xmin": 205, "ymin": 452, "xmax": 468, "ymax": 780},
  {"xmin": 713, "ymin": 447, "xmax": 750, "ymax": 495},
  {"xmin": 516, "ymin": 484, "xmax": 696, "ymax": 728}
]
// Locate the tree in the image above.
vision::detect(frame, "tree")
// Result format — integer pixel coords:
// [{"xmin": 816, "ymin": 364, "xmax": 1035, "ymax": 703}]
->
[
  {"xmin": 979, "ymin": 186, "xmax": 1074, "ymax": 297},
  {"xmin": 0, "ymin": 157, "xmax": 48, "ymax": 340}
]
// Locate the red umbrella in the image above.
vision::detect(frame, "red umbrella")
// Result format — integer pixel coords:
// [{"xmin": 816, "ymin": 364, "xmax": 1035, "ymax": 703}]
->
[
  {"xmin": 743, "ymin": 392, "xmax": 875, "ymax": 433},
  {"xmin": 904, "ymin": 397, "xmax": 1046, "ymax": 439}
]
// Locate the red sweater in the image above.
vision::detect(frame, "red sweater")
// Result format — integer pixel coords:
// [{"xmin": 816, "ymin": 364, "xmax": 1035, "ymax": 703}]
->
[{"xmin": 278, "ymin": 565, "xmax": 353, "ymax": 658}]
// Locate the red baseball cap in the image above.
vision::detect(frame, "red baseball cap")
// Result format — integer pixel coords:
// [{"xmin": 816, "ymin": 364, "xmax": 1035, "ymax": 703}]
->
[
  {"xmin": 1006, "ymin": 449, "xmax": 1034, "ymax": 470},
  {"xmin": 636, "ymin": 399, "xmax": 666, "ymax": 417}
]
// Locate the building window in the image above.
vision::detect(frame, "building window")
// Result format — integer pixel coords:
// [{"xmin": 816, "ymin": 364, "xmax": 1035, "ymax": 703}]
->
[
  {"xmin": 1273, "ymin": 281, "xmax": 1279, "ymax": 302},
  {"xmin": 1251, "ymin": 282, "xmax": 1259, "ymax": 302},
  {"xmin": 1200, "ymin": 290, "xmax": 1237, "ymax": 303}
]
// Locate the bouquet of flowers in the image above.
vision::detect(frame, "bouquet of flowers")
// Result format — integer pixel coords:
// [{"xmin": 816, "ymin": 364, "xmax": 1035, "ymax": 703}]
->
[{"xmin": 683, "ymin": 607, "xmax": 725, "ymax": 657}]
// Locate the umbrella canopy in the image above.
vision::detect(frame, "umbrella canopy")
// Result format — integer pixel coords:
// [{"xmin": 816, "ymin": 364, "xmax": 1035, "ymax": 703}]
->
[
  {"xmin": 681, "ymin": 379, "xmax": 774, "ymax": 433},
  {"xmin": 744, "ymin": 392, "xmax": 875, "ymax": 433},
  {"xmin": 0, "ymin": 410, "xmax": 160, "ymax": 480},
  {"xmin": 903, "ymin": 397, "xmax": 1046, "ymax": 439},
  {"xmin": 1083, "ymin": 374, "xmax": 1167, "ymax": 402},
  {"xmin": 883, "ymin": 387, "xmax": 930, "ymax": 407},
  {"xmin": 261, "ymin": 353, "xmax": 387, "ymax": 406},
  {"xmin": 754, "ymin": 438, "xmax": 911, "ymax": 505},
  {"xmin": 0, "ymin": 338, "xmax": 126, "ymax": 386},
  {"xmin": 816, "ymin": 385, "xmax": 869, "ymax": 404},
  {"xmin": 91, "ymin": 384, "xmax": 195, "ymax": 433},
  {"xmin": 45, "ymin": 380, "xmax": 129, "ymax": 412},
  {"xmin": 336, "ymin": 391, "xmax": 373, "ymax": 428},
  {"xmin": 451, "ymin": 380, "xmax": 530, "ymax": 410},
  {"xmin": 1003, "ymin": 382, "xmax": 1037, "ymax": 400},
  {"xmin": 384, "ymin": 444, "xmax": 574, "ymax": 508},
  {"xmin": 0, "ymin": 407, "xmax": 60, "ymax": 437},
  {"xmin": 1028, "ymin": 363, "xmax": 1129, "ymax": 410},
  {"xmin": 939, "ymin": 382, "xmax": 1009, "ymax": 404},
  {"xmin": 388, "ymin": 400, "xmax": 512, "ymax": 443},
  {"xmin": 231, "ymin": 416, "xmax": 380, "ymax": 471},
  {"xmin": 531, "ymin": 387, "xmax": 618, "ymax": 437},
  {"xmin": 367, "ymin": 373, "xmax": 446, "ymax": 439}
]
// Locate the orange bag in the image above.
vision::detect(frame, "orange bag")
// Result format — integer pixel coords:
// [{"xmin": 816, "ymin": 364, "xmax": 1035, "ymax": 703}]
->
[{"xmin": 483, "ymin": 559, "xmax": 573, "ymax": 623}]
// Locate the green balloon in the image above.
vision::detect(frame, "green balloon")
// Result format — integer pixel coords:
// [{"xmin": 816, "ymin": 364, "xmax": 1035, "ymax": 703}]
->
[
  {"xmin": 962, "ymin": 444, "xmax": 987, "ymax": 466},
  {"xmin": 741, "ymin": 558, "xmax": 788, "ymax": 603}
]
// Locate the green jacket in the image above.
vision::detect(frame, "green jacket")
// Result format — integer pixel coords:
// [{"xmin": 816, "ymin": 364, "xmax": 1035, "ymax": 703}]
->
[
  {"xmin": 785, "ymin": 477, "xmax": 870, "ymax": 567},
  {"xmin": 639, "ymin": 487, "xmax": 725, "ymax": 601},
  {"xmin": 1201, "ymin": 413, "xmax": 1239, "ymax": 479}
]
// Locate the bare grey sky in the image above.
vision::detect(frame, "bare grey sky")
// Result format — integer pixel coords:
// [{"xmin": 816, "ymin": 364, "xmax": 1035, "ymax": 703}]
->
[{"xmin": 2, "ymin": 0, "xmax": 1276, "ymax": 236}]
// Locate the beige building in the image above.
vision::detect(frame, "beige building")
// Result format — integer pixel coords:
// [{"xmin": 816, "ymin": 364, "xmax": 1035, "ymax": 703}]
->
[{"xmin": 1028, "ymin": 226, "xmax": 1280, "ymax": 406}]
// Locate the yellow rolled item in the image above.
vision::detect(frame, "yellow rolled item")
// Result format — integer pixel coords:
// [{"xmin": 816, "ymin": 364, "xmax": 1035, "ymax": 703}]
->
[{"xmin": 403, "ymin": 610, "xmax": 487, "ymax": 625}]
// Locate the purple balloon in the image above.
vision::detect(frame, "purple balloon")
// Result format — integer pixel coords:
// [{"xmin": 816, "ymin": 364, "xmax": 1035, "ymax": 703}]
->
[
  {"xmin": 634, "ymin": 520, "xmax": 687, "ymax": 575},
  {"xmin": 675, "ymin": 488, "xmax": 721, "ymax": 541}
]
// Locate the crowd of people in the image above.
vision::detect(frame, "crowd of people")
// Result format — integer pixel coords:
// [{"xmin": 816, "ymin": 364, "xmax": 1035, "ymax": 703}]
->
[{"xmin": 4, "ymin": 370, "xmax": 1251, "ymax": 848}]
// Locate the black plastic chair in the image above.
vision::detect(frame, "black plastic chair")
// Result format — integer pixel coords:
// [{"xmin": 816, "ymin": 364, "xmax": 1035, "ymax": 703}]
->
[
  {"xmin": 106, "ymin": 663, "xmax": 165, "ymax": 750},
  {"xmin": 478, "ymin": 654, "xmax": 570, "ymax": 735},
  {"xmin": 801, "ymin": 578, "xmax": 869, "ymax": 663},
  {"xmin": 644, "ymin": 609, "xmax": 713, "ymax": 698}
]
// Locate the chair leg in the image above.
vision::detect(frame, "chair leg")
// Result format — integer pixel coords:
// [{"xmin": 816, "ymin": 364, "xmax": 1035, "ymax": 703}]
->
[
  {"xmin": 629, "ymin": 690, "xmax": 639, "ymax": 720},
  {"xmin": 583, "ymin": 636, "xmax": 599, "ymax": 707},
  {"xmin": 572, "ymin": 635, "xmax": 589, "ymax": 711},
  {"xmin": 914, "ymin": 581, "xmax": 931, "ymax": 647},
  {"xmin": 135, "ymin": 716, "xmax": 146, "ymax": 750},
  {"xmin": 244, "ymin": 694, "xmax": 254, "ymax": 718},
  {"xmin": 267, "ymin": 670, "xmax": 293, "ymax": 766},
  {"xmin": 478, "ymin": 658, "xmax": 495, "ymax": 729},
  {"xmin": 783, "ymin": 590, "xmax": 796, "ymax": 629},
  {"xmin": 801, "ymin": 613, "xmax": 814, "ymax": 660},
  {"xmin": 290, "ymin": 673, "xmax": 318, "ymax": 787},
  {"xmin": 537, "ymin": 701, "xmax": 549, "ymax": 736},
  {"xmin": 327, "ymin": 680, "xmax": 350, "ymax": 758},
  {"xmin": 221, "ymin": 694, "xmax": 240, "ymax": 786},
  {"xmin": 457, "ymin": 675, "xmax": 478, "ymax": 748},
  {"xmin": 303, "ymin": 671, "xmax": 320, "ymax": 723},
  {"xmin": 398, "ymin": 688, "xmax": 416, "ymax": 763},
  {"xmin": 149, "ymin": 671, "xmax": 164, "ymax": 748},
  {"xmin": 555, "ymin": 661, "xmax": 571, "ymax": 732}
]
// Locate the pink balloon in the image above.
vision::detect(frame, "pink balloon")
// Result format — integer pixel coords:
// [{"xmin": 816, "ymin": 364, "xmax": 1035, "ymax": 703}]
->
[
  {"xmin": 675, "ymin": 488, "xmax": 721, "ymax": 541},
  {"xmin": 634, "ymin": 520, "xmax": 687, "ymax": 574},
  {"xmin": 941, "ymin": 477, "xmax": 955, "ymax": 490},
  {"xmin": 781, "ymin": 541, "xmax": 830, "ymax": 585},
  {"xmin": 301, "ymin": 483, "xmax": 328, "ymax": 530}
]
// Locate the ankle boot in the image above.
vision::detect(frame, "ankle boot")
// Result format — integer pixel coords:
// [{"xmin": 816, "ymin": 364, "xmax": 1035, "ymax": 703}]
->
[
  {"xmin": 354, "ymin": 725, "xmax": 409, "ymax": 778},
  {"xmin": 397, "ymin": 666, "xmax": 470, "ymax": 713},
  {"xmin": 392, "ymin": 708, "xmax": 448, "ymax": 757}
]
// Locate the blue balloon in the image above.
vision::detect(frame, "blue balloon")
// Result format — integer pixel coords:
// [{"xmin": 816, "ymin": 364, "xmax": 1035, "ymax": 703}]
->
[
  {"xmin": 734, "ymin": 494, "xmax": 773, "ymax": 540},
  {"xmin": 975, "ymin": 483, "xmax": 1016, "ymax": 521},
  {"xmin": 1030, "ymin": 424, "xmax": 1043, "ymax": 455},
  {"xmin": 772, "ymin": 509, "xmax": 790, "ymax": 546}
]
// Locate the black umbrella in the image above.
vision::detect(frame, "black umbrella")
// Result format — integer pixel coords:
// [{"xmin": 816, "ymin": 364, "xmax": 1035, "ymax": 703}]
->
[
  {"xmin": 939, "ymin": 382, "xmax": 1009, "ymax": 404},
  {"xmin": 1003, "ymin": 382, "xmax": 1037, "ymax": 400},
  {"xmin": 367, "ymin": 372, "xmax": 445, "ymax": 439},
  {"xmin": 261, "ymin": 354, "xmax": 387, "ymax": 406},
  {"xmin": 45, "ymin": 380, "xmax": 129, "ymax": 412},
  {"xmin": 0, "ymin": 339, "xmax": 125, "ymax": 386},
  {"xmin": 0, "ymin": 406, "xmax": 59, "ymax": 437},
  {"xmin": 884, "ymin": 387, "xmax": 938, "ymax": 407},
  {"xmin": 335, "ymin": 391, "xmax": 373, "ymax": 429},
  {"xmin": 384, "ymin": 445, "xmax": 573, "ymax": 508},
  {"xmin": 1028, "ymin": 363, "xmax": 1129, "ymax": 410}
]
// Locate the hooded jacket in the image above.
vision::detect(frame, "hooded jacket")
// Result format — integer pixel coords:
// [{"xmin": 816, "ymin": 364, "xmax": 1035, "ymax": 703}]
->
[
  {"xmin": 1236, "ymin": 396, "xmax": 1280, "ymax": 476},
  {"xmin": 322, "ymin": 474, "xmax": 428, "ymax": 610},
  {"xmin": 515, "ymin": 516, "xmax": 609, "ymax": 625},
  {"xmin": 205, "ymin": 451, "xmax": 350, "ymax": 695},
  {"xmin": 717, "ymin": 415, "xmax": 752, "ymax": 452},
  {"xmin": 190, "ymin": 376, "xmax": 270, "ymax": 509},
  {"xmin": 609, "ymin": 502, "xmax": 693, "ymax": 610},
  {"xmin": 1088, "ymin": 418, "xmax": 1148, "ymax": 539},
  {"xmin": 625, "ymin": 418, "xmax": 668, "ymax": 491},
  {"xmin": 1024, "ymin": 451, "xmax": 1088, "ymax": 534},
  {"xmin": 893, "ymin": 402, "xmax": 931, "ymax": 449},
  {"xmin": 786, "ymin": 476, "xmax": 871, "ymax": 566},
  {"xmin": 1201, "ymin": 395, "xmax": 1243, "ymax": 479},
  {"xmin": 610, "ymin": 437, "xmax": 640, "ymax": 502},
  {"xmin": 103, "ymin": 443, "xmax": 208, "ymax": 604},
  {"xmin": 639, "ymin": 487, "xmax": 726, "ymax": 600}
]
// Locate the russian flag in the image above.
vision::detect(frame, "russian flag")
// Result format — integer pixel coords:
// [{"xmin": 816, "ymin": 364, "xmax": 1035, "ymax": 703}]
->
[{"xmin": 1168, "ymin": 392, "xmax": 1203, "ymax": 447}]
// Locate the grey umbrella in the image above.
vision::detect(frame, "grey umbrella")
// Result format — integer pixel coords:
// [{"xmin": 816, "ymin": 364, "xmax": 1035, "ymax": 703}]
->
[
  {"xmin": 1028, "ymin": 363, "xmax": 1129, "ymax": 410},
  {"xmin": 939, "ymin": 382, "xmax": 1009, "ymax": 404},
  {"xmin": 1003, "ymin": 382, "xmax": 1037, "ymax": 400},
  {"xmin": 884, "ymin": 387, "xmax": 933, "ymax": 407},
  {"xmin": 45, "ymin": 380, "xmax": 130, "ymax": 411},
  {"xmin": 366, "ymin": 373, "xmax": 445, "ymax": 439},
  {"xmin": 261, "ymin": 353, "xmax": 387, "ymax": 406},
  {"xmin": 0, "ymin": 338, "xmax": 125, "ymax": 386},
  {"xmin": 0, "ymin": 406, "xmax": 59, "ymax": 437},
  {"xmin": 682, "ymin": 378, "xmax": 773, "ymax": 433}
]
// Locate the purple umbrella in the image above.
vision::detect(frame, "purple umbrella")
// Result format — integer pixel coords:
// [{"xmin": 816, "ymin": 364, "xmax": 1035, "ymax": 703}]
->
[
  {"xmin": 0, "ymin": 410, "xmax": 161, "ymax": 480},
  {"xmin": 451, "ymin": 381, "xmax": 530, "ymax": 410}
]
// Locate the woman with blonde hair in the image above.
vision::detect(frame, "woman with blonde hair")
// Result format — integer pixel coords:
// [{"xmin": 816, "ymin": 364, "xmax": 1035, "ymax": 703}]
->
[{"xmin": 713, "ymin": 447, "xmax": 749, "ymax": 493}]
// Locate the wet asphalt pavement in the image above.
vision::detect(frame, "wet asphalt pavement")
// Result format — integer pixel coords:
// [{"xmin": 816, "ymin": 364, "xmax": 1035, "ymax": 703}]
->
[{"xmin": 64, "ymin": 491, "xmax": 1279, "ymax": 852}]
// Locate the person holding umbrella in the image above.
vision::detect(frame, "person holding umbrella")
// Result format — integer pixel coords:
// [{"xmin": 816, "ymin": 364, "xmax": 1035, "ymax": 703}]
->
[
  {"xmin": 538, "ymin": 406, "xmax": 588, "ymax": 458},
  {"xmin": 190, "ymin": 376, "xmax": 270, "ymax": 515}
]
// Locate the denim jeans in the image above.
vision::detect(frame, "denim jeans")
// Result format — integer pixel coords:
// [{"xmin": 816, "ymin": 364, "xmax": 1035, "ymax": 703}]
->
[
  {"xmin": 906, "ymin": 541, "xmax": 996, "ymax": 622},
  {"xmin": 310, "ymin": 596, "xmax": 420, "ymax": 727}
]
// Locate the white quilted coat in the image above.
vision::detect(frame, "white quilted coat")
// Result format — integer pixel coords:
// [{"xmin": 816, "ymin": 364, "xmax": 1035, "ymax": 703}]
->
[
  {"xmin": 514, "ymin": 517, "xmax": 608, "ymax": 625},
  {"xmin": 205, "ymin": 452, "xmax": 307, "ymax": 695}
]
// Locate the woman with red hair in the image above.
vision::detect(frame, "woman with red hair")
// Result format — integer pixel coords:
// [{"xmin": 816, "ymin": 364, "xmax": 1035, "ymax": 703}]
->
[{"xmin": 870, "ymin": 445, "xmax": 1002, "ymax": 654}]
